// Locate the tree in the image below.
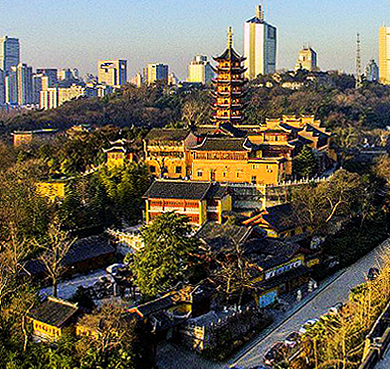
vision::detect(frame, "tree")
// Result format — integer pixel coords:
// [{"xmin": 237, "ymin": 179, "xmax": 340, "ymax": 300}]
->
[
  {"xmin": 38, "ymin": 220, "xmax": 76, "ymax": 297},
  {"xmin": 293, "ymin": 145, "xmax": 319, "ymax": 179},
  {"xmin": 132, "ymin": 212, "xmax": 199, "ymax": 298}
]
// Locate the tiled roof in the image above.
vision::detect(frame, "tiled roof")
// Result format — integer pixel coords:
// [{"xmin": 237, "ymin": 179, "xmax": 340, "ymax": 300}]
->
[
  {"xmin": 28, "ymin": 297, "xmax": 78, "ymax": 328},
  {"xmin": 145, "ymin": 128, "xmax": 191, "ymax": 142},
  {"xmin": 191, "ymin": 137, "xmax": 253, "ymax": 151},
  {"xmin": 262, "ymin": 203, "xmax": 303, "ymax": 232},
  {"xmin": 143, "ymin": 180, "xmax": 212, "ymax": 200},
  {"xmin": 196, "ymin": 221, "xmax": 256, "ymax": 252},
  {"xmin": 214, "ymin": 46, "xmax": 245, "ymax": 62},
  {"xmin": 243, "ymin": 238, "xmax": 304, "ymax": 270}
]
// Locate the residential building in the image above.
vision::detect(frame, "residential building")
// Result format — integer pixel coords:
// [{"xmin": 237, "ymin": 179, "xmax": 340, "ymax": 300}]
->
[
  {"xmin": 143, "ymin": 128, "xmax": 198, "ymax": 178},
  {"xmin": 27, "ymin": 297, "xmax": 79, "ymax": 342},
  {"xmin": 145, "ymin": 63, "xmax": 169, "ymax": 84},
  {"xmin": 187, "ymin": 55, "xmax": 214, "ymax": 85},
  {"xmin": 98, "ymin": 60, "xmax": 127, "ymax": 87},
  {"xmin": 244, "ymin": 4, "xmax": 277, "ymax": 79},
  {"xmin": 212, "ymin": 27, "xmax": 247, "ymax": 126},
  {"xmin": 4, "ymin": 66, "xmax": 17, "ymax": 105},
  {"xmin": 36, "ymin": 68, "xmax": 58, "ymax": 86},
  {"xmin": 366, "ymin": 59, "xmax": 379, "ymax": 82},
  {"xmin": 0, "ymin": 36, "xmax": 20, "ymax": 73},
  {"xmin": 130, "ymin": 73, "xmax": 143, "ymax": 87},
  {"xmin": 168, "ymin": 72, "xmax": 178, "ymax": 86},
  {"xmin": 0, "ymin": 68, "xmax": 4, "ymax": 105},
  {"xmin": 379, "ymin": 26, "xmax": 390, "ymax": 84},
  {"xmin": 143, "ymin": 180, "xmax": 232, "ymax": 226},
  {"xmin": 295, "ymin": 47, "xmax": 318, "ymax": 71},
  {"xmin": 16, "ymin": 63, "xmax": 33, "ymax": 106},
  {"xmin": 40, "ymin": 83, "xmax": 97, "ymax": 110}
]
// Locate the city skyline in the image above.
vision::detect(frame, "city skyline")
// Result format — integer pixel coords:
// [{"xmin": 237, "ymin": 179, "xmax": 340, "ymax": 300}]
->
[{"xmin": 1, "ymin": 0, "xmax": 390, "ymax": 79}]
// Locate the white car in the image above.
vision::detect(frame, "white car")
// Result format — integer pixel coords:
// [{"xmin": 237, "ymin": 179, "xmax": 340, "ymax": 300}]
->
[{"xmin": 299, "ymin": 318, "xmax": 319, "ymax": 334}]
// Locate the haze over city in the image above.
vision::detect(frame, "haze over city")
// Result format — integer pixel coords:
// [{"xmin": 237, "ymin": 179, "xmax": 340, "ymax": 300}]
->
[{"xmin": 1, "ymin": 0, "xmax": 390, "ymax": 78}]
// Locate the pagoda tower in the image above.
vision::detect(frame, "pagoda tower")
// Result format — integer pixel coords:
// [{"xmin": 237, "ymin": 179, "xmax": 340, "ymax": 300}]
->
[{"xmin": 211, "ymin": 27, "xmax": 247, "ymax": 126}]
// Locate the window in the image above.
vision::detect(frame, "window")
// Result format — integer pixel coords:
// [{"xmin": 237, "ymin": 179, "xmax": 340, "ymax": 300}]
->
[
  {"xmin": 150, "ymin": 165, "xmax": 156, "ymax": 173},
  {"xmin": 197, "ymin": 170, "xmax": 203, "ymax": 177},
  {"xmin": 251, "ymin": 176, "xmax": 257, "ymax": 184},
  {"xmin": 175, "ymin": 166, "xmax": 182, "ymax": 174}
]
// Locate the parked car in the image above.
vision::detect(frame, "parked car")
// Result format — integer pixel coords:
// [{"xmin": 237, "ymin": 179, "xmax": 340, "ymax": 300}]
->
[
  {"xmin": 328, "ymin": 302, "xmax": 343, "ymax": 315},
  {"xmin": 299, "ymin": 318, "xmax": 319, "ymax": 335},
  {"xmin": 366, "ymin": 267, "xmax": 380, "ymax": 281},
  {"xmin": 284, "ymin": 331, "xmax": 301, "ymax": 348},
  {"xmin": 263, "ymin": 342, "xmax": 289, "ymax": 365}
]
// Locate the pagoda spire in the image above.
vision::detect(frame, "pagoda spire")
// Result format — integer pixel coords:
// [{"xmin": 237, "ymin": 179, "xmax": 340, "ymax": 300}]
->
[{"xmin": 228, "ymin": 27, "xmax": 233, "ymax": 49}]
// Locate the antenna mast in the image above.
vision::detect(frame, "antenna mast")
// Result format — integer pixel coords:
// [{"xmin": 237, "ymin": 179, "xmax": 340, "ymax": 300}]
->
[{"xmin": 356, "ymin": 33, "xmax": 362, "ymax": 89}]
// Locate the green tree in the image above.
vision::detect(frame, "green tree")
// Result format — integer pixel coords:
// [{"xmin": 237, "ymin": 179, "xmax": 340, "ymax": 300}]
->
[
  {"xmin": 293, "ymin": 145, "xmax": 319, "ymax": 179},
  {"xmin": 132, "ymin": 212, "xmax": 199, "ymax": 298}
]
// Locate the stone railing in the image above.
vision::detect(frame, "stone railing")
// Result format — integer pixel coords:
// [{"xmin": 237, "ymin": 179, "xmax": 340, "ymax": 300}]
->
[{"xmin": 359, "ymin": 299, "xmax": 390, "ymax": 369}]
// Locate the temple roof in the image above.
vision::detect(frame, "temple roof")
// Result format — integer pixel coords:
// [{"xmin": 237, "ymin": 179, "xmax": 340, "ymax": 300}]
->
[
  {"xmin": 144, "ymin": 180, "xmax": 212, "ymax": 200},
  {"xmin": 28, "ymin": 297, "xmax": 78, "ymax": 328},
  {"xmin": 213, "ymin": 47, "xmax": 245, "ymax": 63},
  {"xmin": 145, "ymin": 128, "xmax": 191, "ymax": 142},
  {"xmin": 192, "ymin": 137, "xmax": 253, "ymax": 151}
]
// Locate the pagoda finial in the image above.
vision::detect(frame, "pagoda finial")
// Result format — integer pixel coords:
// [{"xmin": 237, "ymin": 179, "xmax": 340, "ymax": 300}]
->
[{"xmin": 228, "ymin": 27, "xmax": 233, "ymax": 49}]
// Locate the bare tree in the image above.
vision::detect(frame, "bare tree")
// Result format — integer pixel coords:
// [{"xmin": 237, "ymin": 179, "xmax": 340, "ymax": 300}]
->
[{"xmin": 38, "ymin": 220, "xmax": 76, "ymax": 297}]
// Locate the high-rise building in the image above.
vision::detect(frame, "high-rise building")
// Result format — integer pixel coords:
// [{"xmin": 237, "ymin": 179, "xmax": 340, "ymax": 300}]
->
[
  {"xmin": 244, "ymin": 4, "xmax": 277, "ymax": 79},
  {"xmin": 379, "ymin": 26, "xmax": 390, "ymax": 84},
  {"xmin": 98, "ymin": 60, "xmax": 127, "ymax": 87},
  {"xmin": 145, "ymin": 63, "xmax": 169, "ymax": 84},
  {"xmin": 212, "ymin": 27, "xmax": 247, "ymax": 126},
  {"xmin": 0, "ymin": 69, "xmax": 4, "ymax": 105},
  {"xmin": 295, "ymin": 47, "xmax": 318, "ymax": 71},
  {"xmin": 187, "ymin": 55, "xmax": 214, "ymax": 85},
  {"xmin": 16, "ymin": 63, "xmax": 33, "ymax": 106},
  {"xmin": 366, "ymin": 59, "xmax": 379, "ymax": 82},
  {"xmin": 0, "ymin": 36, "xmax": 20, "ymax": 73},
  {"xmin": 36, "ymin": 68, "xmax": 58, "ymax": 86},
  {"xmin": 5, "ymin": 66, "xmax": 17, "ymax": 105}
]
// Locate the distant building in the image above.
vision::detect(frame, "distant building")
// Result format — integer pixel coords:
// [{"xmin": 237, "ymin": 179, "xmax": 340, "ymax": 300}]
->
[
  {"xmin": 168, "ymin": 72, "xmax": 179, "ymax": 86},
  {"xmin": 0, "ymin": 36, "xmax": 20, "ymax": 73},
  {"xmin": 16, "ymin": 63, "xmax": 33, "ymax": 106},
  {"xmin": 187, "ymin": 55, "xmax": 214, "ymax": 85},
  {"xmin": 295, "ymin": 47, "xmax": 318, "ymax": 71},
  {"xmin": 40, "ymin": 84, "xmax": 97, "ymax": 110},
  {"xmin": 36, "ymin": 68, "xmax": 58, "ymax": 86},
  {"xmin": 379, "ymin": 26, "xmax": 390, "ymax": 84},
  {"xmin": 4, "ymin": 66, "xmax": 17, "ymax": 105},
  {"xmin": 145, "ymin": 63, "xmax": 169, "ymax": 84},
  {"xmin": 366, "ymin": 59, "xmax": 379, "ymax": 82},
  {"xmin": 0, "ymin": 68, "xmax": 4, "ymax": 105},
  {"xmin": 98, "ymin": 60, "xmax": 127, "ymax": 87},
  {"xmin": 244, "ymin": 4, "xmax": 277, "ymax": 79},
  {"xmin": 130, "ymin": 73, "xmax": 143, "ymax": 87},
  {"xmin": 12, "ymin": 128, "xmax": 58, "ymax": 146}
]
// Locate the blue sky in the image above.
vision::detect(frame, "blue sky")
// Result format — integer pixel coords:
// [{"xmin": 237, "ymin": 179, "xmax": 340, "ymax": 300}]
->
[{"xmin": 0, "ymin": 0, "xmax": 389, "ymax": 79}]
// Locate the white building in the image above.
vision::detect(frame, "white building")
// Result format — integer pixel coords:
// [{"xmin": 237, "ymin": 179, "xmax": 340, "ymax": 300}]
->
[
  {"xmin": 145, "ymin": 63, "xmax": 168, "ymax": 84},
  {"xmin": 187, "ymin": 55, "xmax": 214, "ymax": 85},
  {"xmin": 244, "ymin": 4, "xmax": 277, "ymax": 79},
  {"xmin": 98, "ymin": 60, "xmax": 127, "ymax": 87},
  {"xmin": 366, "ymin": 59, "xmax": 379, "ymax": 82}
]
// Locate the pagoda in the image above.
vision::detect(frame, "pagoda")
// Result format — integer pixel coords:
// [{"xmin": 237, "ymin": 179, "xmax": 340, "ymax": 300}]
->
[{"xmin": 211, "ymin": 27, "xmax": 247, "ymax": 127}]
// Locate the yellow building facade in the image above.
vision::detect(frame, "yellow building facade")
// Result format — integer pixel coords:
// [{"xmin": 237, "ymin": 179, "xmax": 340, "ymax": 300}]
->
[
  {"xmin": 36, "ymin": 180, "xmax": 67, "ymax": 201},
  {"xmin": 379, "ymin": 26, "xmax": 390, "ymax": 85}
]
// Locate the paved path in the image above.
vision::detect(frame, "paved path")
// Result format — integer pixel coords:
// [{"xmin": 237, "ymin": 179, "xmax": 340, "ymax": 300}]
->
[{"xmin": 231, "ymin": 240, "xmax": 389, "ymax": 368}]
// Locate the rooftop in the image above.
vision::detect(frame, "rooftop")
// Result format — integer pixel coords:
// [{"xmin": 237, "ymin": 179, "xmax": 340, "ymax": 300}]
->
[
  {"xmin": 191, "ymin": 137, "xmax": 253, "ymax": 152},
  {"xmin": 28, "ymin": 296, "xmax": 78, "ymax": 328},
  {"xmin": 145, "ymin": 128, "xmax": 191, "ymax": 142},
  {"xmin": 144, "ymin": 180, "xmax": 213, "ymax": 200}
]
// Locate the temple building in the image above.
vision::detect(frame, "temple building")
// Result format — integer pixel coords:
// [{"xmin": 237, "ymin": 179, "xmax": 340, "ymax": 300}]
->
[
  {"xmin": 143, "ymin": 129, "xmax": 198, "ymax": 178},
  {"xmin": 103, "ymin": 139, "xmax": 137, "ymax": 170},
  {"xmin": 143, "ymin": 180, "xmax": 232, "ymax": 226},
  {"xmin": 211, "ymin": 27, "xmax": 247, "ymax": 127}
]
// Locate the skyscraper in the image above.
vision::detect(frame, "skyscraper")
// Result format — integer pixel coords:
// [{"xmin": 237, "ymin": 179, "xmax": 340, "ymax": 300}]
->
[
  {"xmin": 98, "ymin": 60, "xmax": 127, "ymax": 87},
  {"xmin": 244, "ymin": 4, "xmax": 277, "ymax": 80},
  {"xmin": 187, "ymin": 55, "xmax": 214, "ymax": 85},
  {"xmin": 379, "ymin": 26, "xmax": 390, "ymax": 84},
  {"xmin": 16, "ymin": 63, "xmax": 33, "ymax": 106},
  {"xmin": 0, "ymin": 36, "xmax": 20, "ymax": 73},
  {"xmin": 145, "ymin": 63, "xmax": 169, "ymax": 84},
  {"xmin": 295, "ymin": 47, "xmax": 318, "ymax": 71}
]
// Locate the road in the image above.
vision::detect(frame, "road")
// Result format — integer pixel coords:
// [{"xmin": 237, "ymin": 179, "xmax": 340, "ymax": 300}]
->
[{"xmin": 230, "ymin": 239, "xmax": 390, "ymax": 368}]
